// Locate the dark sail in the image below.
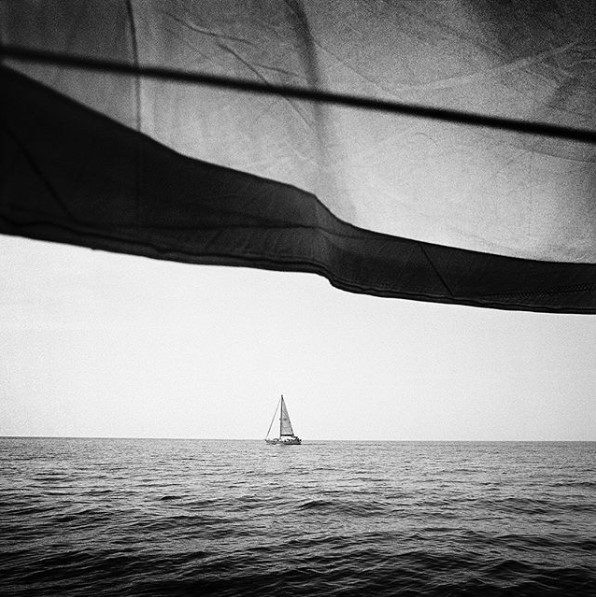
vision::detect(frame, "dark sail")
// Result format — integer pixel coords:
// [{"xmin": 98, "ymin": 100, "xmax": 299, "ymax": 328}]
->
[{"xmin": 2, "ymin": 1, "xmax": 596, "ymax": 313}]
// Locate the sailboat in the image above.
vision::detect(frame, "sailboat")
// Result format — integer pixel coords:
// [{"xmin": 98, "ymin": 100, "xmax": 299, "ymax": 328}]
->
[{"xmin": 265, "ymin": 395, "xmax": 302, "ymax": 445}]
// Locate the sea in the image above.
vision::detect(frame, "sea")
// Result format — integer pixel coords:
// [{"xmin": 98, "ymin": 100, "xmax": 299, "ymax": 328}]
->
[{"xmin": 1, "ymin": 438, "xmax": 594, "ymax": 596}]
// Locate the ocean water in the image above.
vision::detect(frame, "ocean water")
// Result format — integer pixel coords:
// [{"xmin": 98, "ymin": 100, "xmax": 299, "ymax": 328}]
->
[{"xmin": 1, "ymin": 439, "xmax": 594, "ymax": 596}]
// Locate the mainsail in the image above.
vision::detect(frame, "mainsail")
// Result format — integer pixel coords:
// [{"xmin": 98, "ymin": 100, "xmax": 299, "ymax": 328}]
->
[{"xmin": 280, "ymin": 397, "xmax": 295, "ymax": 437}]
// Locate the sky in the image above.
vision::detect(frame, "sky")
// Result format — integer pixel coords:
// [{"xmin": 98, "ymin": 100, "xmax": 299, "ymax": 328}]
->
[{"xmin": 1, "ymin": 234, "xmax": 594, "ymax": 441}]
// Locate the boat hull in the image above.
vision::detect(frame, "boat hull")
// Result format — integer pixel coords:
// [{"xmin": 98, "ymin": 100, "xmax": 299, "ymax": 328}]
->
[{"xmin": 265, "ymin": 437, "xmax": 302, "ymax": 445}]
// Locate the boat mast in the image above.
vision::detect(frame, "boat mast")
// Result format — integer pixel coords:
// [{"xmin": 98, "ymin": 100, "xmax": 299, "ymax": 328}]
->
[{"xmin": 279, "ymin": 394, "xmax": 284, "ymax": 437}]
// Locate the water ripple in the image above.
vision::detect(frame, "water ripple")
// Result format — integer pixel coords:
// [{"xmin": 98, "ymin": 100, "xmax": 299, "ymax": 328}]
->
[{"xmin": 1, "ymin": 438, "xmax": 594, "ymax": 596}]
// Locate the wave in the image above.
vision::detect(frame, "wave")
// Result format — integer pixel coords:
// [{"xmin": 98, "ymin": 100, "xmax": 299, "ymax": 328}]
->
[{"xmin": 1, "ymin": 438, "xmax": 595, "ymax": 596}]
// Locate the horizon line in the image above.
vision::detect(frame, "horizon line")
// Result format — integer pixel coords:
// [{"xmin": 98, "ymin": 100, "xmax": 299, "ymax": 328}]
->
[{"xmin": 1, "ymin": 435, "xmax": 593, "ymax": 442}]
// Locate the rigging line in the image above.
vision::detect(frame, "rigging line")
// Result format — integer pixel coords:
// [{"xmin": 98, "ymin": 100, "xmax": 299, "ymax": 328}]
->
[
  {"xmin": 265, "ymin": 398, "xmax": 280, "ymax": 439},
  {"xmin": 2, "ymin": 45, "xmax": 596, "ymax": 145}
]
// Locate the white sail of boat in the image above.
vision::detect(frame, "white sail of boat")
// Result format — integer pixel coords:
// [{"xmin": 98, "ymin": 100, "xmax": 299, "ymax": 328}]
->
[{"xmin": 265, "ymin": 395, "xmax": 302, "ymax": 445}]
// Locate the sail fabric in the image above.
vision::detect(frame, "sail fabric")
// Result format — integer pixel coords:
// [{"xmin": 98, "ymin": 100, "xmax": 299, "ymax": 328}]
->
[
  {"xmin": 280, "ymin": 400, "xmax": 295, "ymax": 437},
  {"xmin": 1, "ymin": 0, "xmax": 596, "ymax": 313}
]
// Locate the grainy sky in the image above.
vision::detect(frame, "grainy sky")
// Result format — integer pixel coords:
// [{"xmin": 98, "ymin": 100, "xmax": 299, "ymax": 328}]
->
[{"xmin": 1, "ymin": 235, "xmax": 595, "ymax": 440}]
